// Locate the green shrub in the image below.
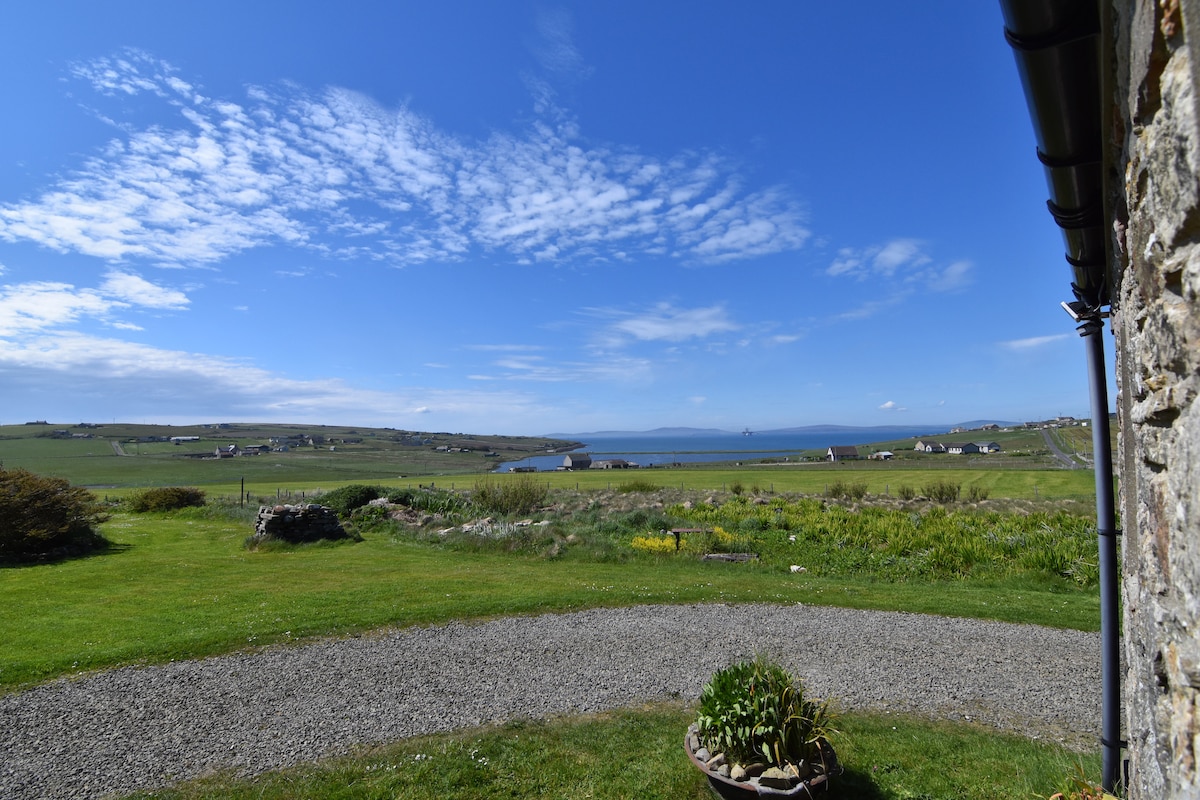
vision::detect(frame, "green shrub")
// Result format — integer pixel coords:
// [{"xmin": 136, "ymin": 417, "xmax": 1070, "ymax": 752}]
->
[
  {"xmin": 729, "ymin": 480, "xmax": 745, "ymax": 496},
  {"xmin": 472, "ymin": 475, "xmax": 548, "ymax": 516},
  {"xmin": 616, "ymin": 479, "xmax": 659, "ymax": 493},
  {"xmin": 0, "ymin": 468, "xmax": 110, "ymax": 562},
  {"xmin": 696, "ymin": 656, "xmax": 837, "ymax": 770},
  {"xmin": 923, "ymin": 481, "xmax": 961, "ymax": 503},
  {"xmin": 897, "ymin": 485, "xmax": 916, "ymax": 501},
  {"xmin": 349, "ymin": 504, "xmax": 395, "ymax": 530},
  {"xmin": 315, "ymin": 484, "xmax": 385, "ymax": 516},
  {"xmin": 126, "ymin": 486, "xmax": 206, "ymax": 513}
]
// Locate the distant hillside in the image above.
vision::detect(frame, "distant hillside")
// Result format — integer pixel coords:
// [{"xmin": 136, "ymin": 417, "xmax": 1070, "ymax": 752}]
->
[
  {"xmin": 545, "ymin": 422, "xmax": 1019, "ymax": 439},
  {"xmin": 543, "ymin": 426, "xmax": 729, "ymax": 438}
]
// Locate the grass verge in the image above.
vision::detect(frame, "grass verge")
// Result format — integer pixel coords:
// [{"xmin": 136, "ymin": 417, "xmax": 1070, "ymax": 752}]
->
[{"xmin": 117, "ymin": 704, "xmax": 1101, "ymax": 800}]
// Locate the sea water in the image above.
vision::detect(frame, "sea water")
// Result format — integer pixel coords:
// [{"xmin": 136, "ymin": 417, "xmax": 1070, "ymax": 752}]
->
[{"xmin": 494, "ymin": 426, "xmax": 954, "ymax": 472}]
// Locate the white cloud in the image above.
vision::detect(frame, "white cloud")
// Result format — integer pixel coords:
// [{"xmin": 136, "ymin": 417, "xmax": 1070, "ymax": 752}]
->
[
  {"xmin": 1001, "ymin": 333, "xmax": 1071, "ymax": 350},
  {"xmin": 828, "ymin": 239, "xmax": 970, "ymax": 295},
  {"xmin": 873, "ymin": 239, "xmax": 927, "ymax": 274},
  {"xmin": 923, "ymin": 259, "xmax": 972, "ymax": 292},
  {"xmin": 607, "ymin": 303, "xmax": 739, "ymax": 343},
  {"xmin": 532, "ymin": 9, "xmax": 592, "ymax": 79},
  {"xmin": 826, "ymin": 248, "xmax": 862, "ymax": 277},
  {"xmin": 0, "ymin": 51, "xmax": 810, "ymax": 269},
  {"xmin": 879, "ymin": 400, "xmax": 907, "ymax": 412},
  {"xmin": 0, "ymin": 330, "xmax": 551, "ymax": 428},
  {"xmin": 479, "ymin": 351, "xmax": 653, "ymax": 384},
  {"xmin": 100, "ymin": 271, "xmax": 189, "ymax": 309},
  {"xmin": 835, "ymin": 291, "xmax": 910, "ymax": 321},
  {"xmin": 0, "ymin": 272, "xmax": 188, "ymax": 336}
]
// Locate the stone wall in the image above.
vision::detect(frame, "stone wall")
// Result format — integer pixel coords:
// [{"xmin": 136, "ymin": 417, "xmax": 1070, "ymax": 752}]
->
[
  {"xmin": 1110, "ymin": 0, "xmax": 1200, "ymax": 796},
  {"xmin": 250, "ymin": 504, "xmax": 348, "ymax": 544}
]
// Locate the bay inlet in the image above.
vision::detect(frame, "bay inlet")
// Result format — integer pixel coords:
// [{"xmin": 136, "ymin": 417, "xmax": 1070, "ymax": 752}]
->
[{"xmin": 494, "ymin": 426, "xmax": 955, "ymax": 472}]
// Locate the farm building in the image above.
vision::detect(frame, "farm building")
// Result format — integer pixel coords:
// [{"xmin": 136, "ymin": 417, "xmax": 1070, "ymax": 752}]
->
[
  {"xmin": 591, "ymin": 458, "xmax": 634, "ymax": 469},
  {"xmin": 826, "ymin": 445, "xmax": 859, "ymax": 462},
  {"xmin": 562, "ymin": 454, "xmax": 592, "ymax": 470}
]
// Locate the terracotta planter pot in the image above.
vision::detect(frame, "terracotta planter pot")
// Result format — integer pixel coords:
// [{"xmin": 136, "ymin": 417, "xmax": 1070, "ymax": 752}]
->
[{"xmin": 684, "ymin": 732, "xmax": 838, "ymax": 799}]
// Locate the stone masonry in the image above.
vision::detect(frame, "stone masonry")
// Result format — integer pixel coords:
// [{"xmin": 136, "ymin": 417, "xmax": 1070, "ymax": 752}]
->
[
  {"xmin": 250, "ymin": 504, "xmax": 348, "ymax": 545},
  {"xmin": 1110, "ymin": 0, "xmax": 1200, "ymax": 796}
]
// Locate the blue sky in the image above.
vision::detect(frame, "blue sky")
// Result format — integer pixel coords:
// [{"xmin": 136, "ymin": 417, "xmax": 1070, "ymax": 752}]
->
[{"xmin": 0, "ymin": 2, "xmax": 1098, "ymax": 434}]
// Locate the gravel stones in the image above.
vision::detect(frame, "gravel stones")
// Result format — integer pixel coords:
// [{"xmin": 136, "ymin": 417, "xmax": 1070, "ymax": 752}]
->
[{"xmin": 0, "ymin": 604, "xmax": 1101, "ymax": 799}]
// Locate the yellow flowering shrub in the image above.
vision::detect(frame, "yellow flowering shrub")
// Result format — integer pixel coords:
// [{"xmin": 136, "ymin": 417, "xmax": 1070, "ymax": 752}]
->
[
  {"xmin": 711, "ymin": 525, "xmax": 735, "ymax": 545},
  {"xmin": 631, "ymin": 534, "xmax": 681, "ymax": 554}
]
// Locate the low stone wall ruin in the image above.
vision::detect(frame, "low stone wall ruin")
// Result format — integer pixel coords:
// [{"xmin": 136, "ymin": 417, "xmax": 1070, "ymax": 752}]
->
[{"xmin": 250, "ymin": 504, "xmax": 348, "ymax": 544}]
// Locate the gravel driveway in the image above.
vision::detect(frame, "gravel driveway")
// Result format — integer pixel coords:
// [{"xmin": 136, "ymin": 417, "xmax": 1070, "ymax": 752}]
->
[{"xmin": 0, "ymin": 603, "xmax": 1100, "ymax": 799}]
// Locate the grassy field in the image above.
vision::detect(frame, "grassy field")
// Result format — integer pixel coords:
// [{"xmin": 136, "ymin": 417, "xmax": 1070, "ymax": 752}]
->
[
  {"xmin": 87, "ymin": 466, "xmax": 1099, "ymax": 512},
  {"xmin": 0, "ymin": 422, "xmax": 581, "ymax": 486},
  {"xmin": 0, "ymin": 421, "xmax": 1104, "ymax": 489}
]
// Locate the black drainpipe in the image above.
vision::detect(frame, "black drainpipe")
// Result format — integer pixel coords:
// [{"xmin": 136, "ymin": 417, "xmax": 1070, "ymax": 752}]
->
[{"xmin": 999, "ymin": 0, "xmax": 1123, "ymax": 790}]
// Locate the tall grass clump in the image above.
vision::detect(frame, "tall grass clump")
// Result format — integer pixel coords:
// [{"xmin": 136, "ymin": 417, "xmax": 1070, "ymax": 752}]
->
[
  {"xmin": 617, "ymin": 479, "xmax": 660, "ymax": 493},
  {"xmin": 923, "ymin": 480, "xmax": 961, "ymax": 503},
  {"xmin": 826, "ymin": 480, "xmax": 868, "ymax": 501},
  {"xmin": 387, "ymin": 486, "xmax": 471, "ymax": 515},
  {"xmin": 472, "ymin": 475, "xmax": 549, "ymax": 516},
  {"xmin": 125, "ymin": 486, "xmax": 206, "ymax": 513}
]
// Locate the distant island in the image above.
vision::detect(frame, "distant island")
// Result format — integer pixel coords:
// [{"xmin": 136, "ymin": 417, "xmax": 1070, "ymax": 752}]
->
[{"xmin": 543, "ymin": 422, "xmax": 1019, "ymax": 439}]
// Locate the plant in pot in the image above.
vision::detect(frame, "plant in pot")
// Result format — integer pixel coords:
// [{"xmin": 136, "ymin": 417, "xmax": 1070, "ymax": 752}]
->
[{"xmin": 686, "ymin": 656, "xmax": 840, "ymax": 798}]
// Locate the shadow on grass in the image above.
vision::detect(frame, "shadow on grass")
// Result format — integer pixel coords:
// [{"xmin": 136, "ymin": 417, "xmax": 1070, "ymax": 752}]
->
[
  {"xmin": 829, "ymin": 767, "xmax": 888, "ymax": 799},
  {"xmin": 0, "ymin": 539, "xmax": 131, "ymax": 569}
]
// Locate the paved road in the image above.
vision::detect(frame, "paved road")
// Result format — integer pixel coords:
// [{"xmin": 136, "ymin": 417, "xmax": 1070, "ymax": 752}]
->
[{"xmin": 1041, "ymin": 428, "xmax": 1082, "ymax": 468}]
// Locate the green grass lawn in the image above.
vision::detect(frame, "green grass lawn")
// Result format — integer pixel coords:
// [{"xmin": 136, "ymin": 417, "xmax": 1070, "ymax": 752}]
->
[{"xmin": 118, "ymin": 704, "xmax": 1101, "ymax": 800}]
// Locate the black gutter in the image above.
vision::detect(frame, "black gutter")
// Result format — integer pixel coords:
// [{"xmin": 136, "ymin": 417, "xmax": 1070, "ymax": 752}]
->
[
  {"xmin": 1001, "ymin": 0, "xmax": 1108, "ymax": 310},
  {"xmin": 998, "ymin": 0, "xmax": 1122, "ymax": 791}
]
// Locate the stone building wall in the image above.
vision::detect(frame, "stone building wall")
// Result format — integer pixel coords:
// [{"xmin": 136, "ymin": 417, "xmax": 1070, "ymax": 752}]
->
[{"xmin": 1110, "ymin": 0, "xmax": 1200, "ymax": 796}]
